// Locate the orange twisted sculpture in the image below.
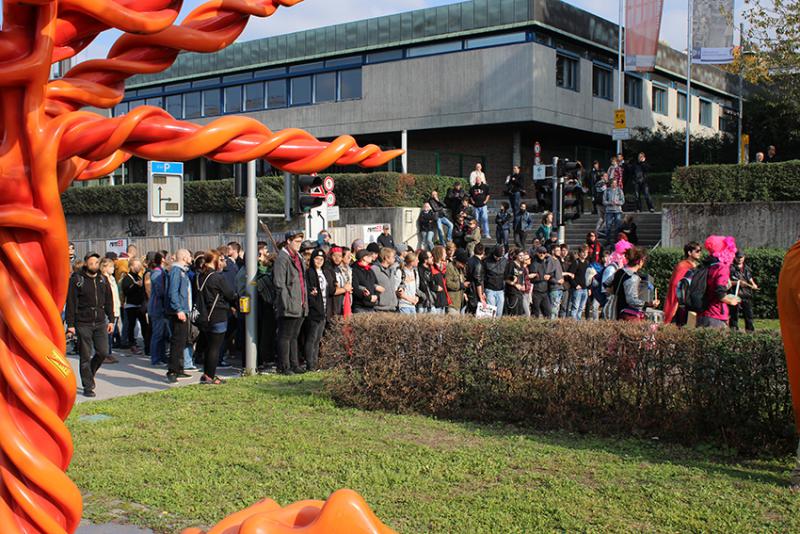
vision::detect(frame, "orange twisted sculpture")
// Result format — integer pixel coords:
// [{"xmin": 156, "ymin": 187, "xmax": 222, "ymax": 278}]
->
[{"xmin": 0, "ymin": 0, "xmax": 400, "ymax": 532}]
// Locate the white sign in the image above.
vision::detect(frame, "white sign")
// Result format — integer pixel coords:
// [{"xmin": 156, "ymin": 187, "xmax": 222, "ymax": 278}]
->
[
  {"xmin": 106, "ymin": 238, "xmax": 128, "ymax": 256},
  {"xmin": 612, "ymin": 128, "xmax": 630, "ymax": 141},
  {"xmin": 364, "ymin": 224, "xmax": 384, "ymax": 244},
  {"xmin": 148, "ymin": 161, "xmax": 184, "ymax": 223},
  {"xmin": 327, "ymin": 205, "xmax": 340, "ymax": 222},
  {"xmin": 533, "ymin": 164, "xmax": 547, "ymax": 181}
]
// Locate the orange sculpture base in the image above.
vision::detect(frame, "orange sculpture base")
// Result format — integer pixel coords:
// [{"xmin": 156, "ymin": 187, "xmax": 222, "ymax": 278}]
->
[{"xmin": 182, "ymin": 489, "xmax": 397, "ymax": 534}]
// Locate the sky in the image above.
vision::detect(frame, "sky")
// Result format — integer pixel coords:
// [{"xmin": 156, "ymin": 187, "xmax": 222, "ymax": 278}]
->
[{"xmin": 69, "ymin": 0, "xmax": 748, "ymax": 63}]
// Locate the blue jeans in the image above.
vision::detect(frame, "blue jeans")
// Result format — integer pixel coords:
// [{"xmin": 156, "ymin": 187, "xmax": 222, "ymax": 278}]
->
[
  {"xmin": 485, "ymin": 289, "xmax": 505, "ymax": 317},
  {"xmin": 399, "ymin": 306, "xmax": 416, "ymax": 315},
  {"xmin": 605, "ymin": 212, "xmax": 622, "ymax": 244},
  {"xmin": 149, "ymin": 316, "xmax": 170, "ymax": 365},
  {"xmin": 569, "ymin": 289, "xmax": 589, "ymax": 320},
  {"xmin": 183, "ymin": 346, "xmax": 195, "ymax": 369},
  {"xmin": 430, "ymin": 307, "xmax": 445, "ymax": 315},
  {"xmin": 509, "ymin": 192, "xmax": 521, "ymax": 219},
  {"xmin": 549, "ymin": 289, "xmax": 563, "ymax": 320},
  {"xmin": 475, "ymin": 205, "xmax": 489, "ymax": 237},
  {"xmin": 437, "ymin": 217, "xmax": 454, "ymax": 244},
  {"xmin": 496, "ymin": 228, "xmax": 509, "ymax": 249},
  {"xmin": 421, "ymin": 230, "xmax": 435, "ymax": 251}
]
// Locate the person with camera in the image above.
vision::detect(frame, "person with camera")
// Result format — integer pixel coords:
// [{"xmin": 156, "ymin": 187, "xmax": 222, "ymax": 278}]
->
[{"xmin": 729, "ymin": 252, "xmax": 758, "ymax": 331}]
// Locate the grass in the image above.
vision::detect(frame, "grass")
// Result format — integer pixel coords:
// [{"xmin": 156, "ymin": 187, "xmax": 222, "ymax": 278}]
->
[
  {"xmin": 68, "ymin": 374, "xmax": 800, "ymax": 534},
  {"xmin": 755, "ymin": 319, "xmax": 781, "ymax": 331}
]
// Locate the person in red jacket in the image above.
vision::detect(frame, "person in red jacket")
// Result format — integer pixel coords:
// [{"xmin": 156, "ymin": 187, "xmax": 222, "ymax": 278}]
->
[{"xmin": 663, "ymin": 241, "xmax": 702, "ymax": 325}]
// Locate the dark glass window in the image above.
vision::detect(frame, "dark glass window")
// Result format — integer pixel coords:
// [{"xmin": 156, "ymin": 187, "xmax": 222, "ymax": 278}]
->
[
  {"xmin": 556, "ymin": 54, "xmax": 579, "ymax": 91},
  {"xmin": 290, "ymin": 76, "xmax": 312, "ymax": 105},
  {"xmin": 113, "ymin": 102, "xmax": 129, "ymax": 117},
  {"xmin": 202, "ymin": 89, "xmax": 221, "ymax": 116},
  {"xmin": 128, "ymin": 99, "xmax": 145, "ymax": 111},
  {"xmin": 465, "ymin": 32, "xmax": 526, "ymax": 49},
  {"xmin": 592, "ymin": 65, "xmax": 613, "ymax": 100},
  {"xmin": 138, "ymin": 86, "xmax": 162, "ymax": 97},
  {"xmin": 165, "ymin": 82, "xmax": 191, "ymax": 92},
  {"xmin": 184, "ymin": 92, "xmax": 201, "ymax": 118},
  {"xmin": 166, "ymin": 94, "xmax": 182, "ymax": 117},
  {"xmin": 254, "ymin": 67, "xmax": 286, "ymax": 78},
  {"xmin": 223, "ymin": 72, "xmax": 252, "ymax": 83},
  {"xmin": 267, "ymin": 79, "xmax": 287, "ymax": 108},
  {"xmin": 677, "ymin": 92, "xmax": 688, "ymax": 120},
  {"xmin": 624, "ymin": 75, "xmax": 643, "ymax": 108},
  {"xmin": 407, "ymin": 41, "xmax": 462, "ymax": 58},
  {"xmin": 652, "ymin": 86, "xmax": 668, "ymax": 115},
  {"xmin": 325, "ymin": 55, "xmax": 362, "ymax": 68},
  {"xmin": 192, "ymin": 77, "xmax": 220, "ymax": 88},
  {"xmin": 145, "ymin": 97, "xmax": 162, "ymax": 108},
  {"xmin": 314, "ymin": 72, "xmax": 336, "ymax": 103},
  {"xmin": 339, "ymin": 69, "xmax": 362, "ymax": 100},
  {"xmin": 366, "ymin": 49, "xmax": 403, "ymax": 63},
  {"xmin": 224, "ymin": 85, "xmax": 243, "ymax": 113},
  {"xmin": 244, "ymin": 82, "xmax": 265, "ymax": 111},
  {"xmin": 289, "ymin": 61, "xmax": 323, "ymax": 74},
  {"xmin": 699, "ymin": 100, "xmax": 713, "ymax": 127}
]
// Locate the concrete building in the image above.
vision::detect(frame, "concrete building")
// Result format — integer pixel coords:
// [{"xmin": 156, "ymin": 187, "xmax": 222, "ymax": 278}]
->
[{"xmin": 113, "ymin": 0, "xmax": 741, "ymax": 189}]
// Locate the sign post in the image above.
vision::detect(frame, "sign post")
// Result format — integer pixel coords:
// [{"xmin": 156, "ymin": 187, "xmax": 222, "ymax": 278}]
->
[
  {"xmin": 612, "ymin": 109, "xmax": 630, "ymax": 142},
  {"xmin": 147, "ymin": 161, "xmax": 184, "ymax": 236}
]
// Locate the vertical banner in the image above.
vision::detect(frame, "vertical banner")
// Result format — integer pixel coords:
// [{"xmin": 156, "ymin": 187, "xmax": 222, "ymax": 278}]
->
[
  {"xmin": 625, "ymin": 0, "xmax": 665, "ymax": 72},
  {"xmin": 692, "ymin": 0, "xmax": 735, "ymax": 64}
]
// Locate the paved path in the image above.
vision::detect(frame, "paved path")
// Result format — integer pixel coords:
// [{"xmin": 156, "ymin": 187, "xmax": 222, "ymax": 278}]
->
[
  {"xmin": 67, "ymin": 347, "xmax": 243, "ymax": 403},
  {"xmin": 76, "ymin": 521, "xmax": 155, "ymax": 534}
]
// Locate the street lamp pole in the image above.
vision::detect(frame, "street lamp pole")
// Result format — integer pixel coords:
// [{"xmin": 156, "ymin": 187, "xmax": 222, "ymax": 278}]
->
[
  {"xmin": 737, "ymin": 22, "xmax": 744, "ymax": 164},
  {"xmin": 617, "ymin": 0, "xmax": 624, "ymax": 155}
]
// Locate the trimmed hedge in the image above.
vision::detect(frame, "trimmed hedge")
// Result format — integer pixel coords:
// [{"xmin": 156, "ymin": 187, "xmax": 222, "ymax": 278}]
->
[
  {"xmin": 673, "ymin": 160, "xmax": 800, "ymax": 203},
  {"xmin": 645, "ymin": 248, "xmax": 784, "ymax": 319},
  {"xmin": 61, "ymin": 173, "xmax": 464, "ymax": 215},
  {"xmin": 322, "ymin": 315, "xmax": 793, "ymax": 454}
]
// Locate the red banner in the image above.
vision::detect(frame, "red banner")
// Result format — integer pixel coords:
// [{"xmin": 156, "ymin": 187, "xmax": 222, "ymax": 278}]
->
[{"xmin": 625, "ymin": 0, "xmax": 665, "ymax": 72}]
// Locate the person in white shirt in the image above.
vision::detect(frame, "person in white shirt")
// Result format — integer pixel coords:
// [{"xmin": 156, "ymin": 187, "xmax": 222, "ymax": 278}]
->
[{"xmin": 469, "ymin": 162, "xmax": 486, "ymax": 187}]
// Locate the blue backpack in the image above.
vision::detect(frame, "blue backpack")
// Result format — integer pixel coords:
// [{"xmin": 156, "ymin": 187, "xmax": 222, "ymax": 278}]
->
[{"xmin": 590, "ymin": 263, "xmax": 607, "ymax": 305}]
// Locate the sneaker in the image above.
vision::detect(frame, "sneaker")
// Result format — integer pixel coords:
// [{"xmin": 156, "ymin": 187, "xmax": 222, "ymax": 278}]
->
[
  {"xmin": 83, "ymin": 389, "xmax": 96, "ymax": 398},
  {"xmin": 217, "ymin": 360, "xmax": 232, "ymax": 369},
  {"xmin": 130, "ymin": 346, "xmax": 142, "ymax": 355},
  {"xmin": 649, "ymin": 208, "xmax": 655, "ymax": 213},
  {"xmin": 104, "ymin": 355, "xmax": 119, "ymax": 364},
  {"xmin": 166, "ymin": 373, "xmax": 178, "ymax": 383},
  {"xmin": 280, "ymin": 369, "xmax": 295, "ymax": 376}
]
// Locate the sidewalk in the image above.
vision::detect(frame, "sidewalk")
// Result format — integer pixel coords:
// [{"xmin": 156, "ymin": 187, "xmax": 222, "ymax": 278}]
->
[{"xmin": 76, "ymin": 521, "xmax": 155, "ymax": 534}]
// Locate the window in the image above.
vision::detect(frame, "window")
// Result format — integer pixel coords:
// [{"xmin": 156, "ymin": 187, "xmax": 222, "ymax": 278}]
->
[
  {"xmin": 290, "ymin": 76, "xmax": 312, "ymax": 105},
  {"xmin": 244, "ymin": 82, "xmax": 264, "ymax": 111},
  {"xmin": 624, "ymin": 75, "xmax": 642, "ymax": 108},
  {"xmin": 165, "ymin": 82, "xmax": 191, "ymax": 92},
  {"xmin": 128, "ymin": 99, "xmax": 145, "ymax": 110},
  {"xmin": 202, "ymin": 89, "xmax": 220, "ymax": 116},
  {"xmin": 145, "ymin": 97, "xmax": 162, "ymax": 108},
  {"xmin": 184, "ymin": 92, "xmax": 201, "ymax": 118},
  {"xmin": 407, "ymin": 40, "xmax": 462, "ymax": 58},
  {"xmin": 465, "ymin": 32, "xmax": 526, "ymax": 50},
  {"xmin": 138, "ymin": 86, "xmax": 162, "ymax": 97},
  {"xmin": 699, "ymin": 100, "xmax": 712, "ymax": 127},
  {"xmin": 677, "ymin": 92, "xmax": 688, "ymax": 120},
  {"xmin": 314, "ymin": 72, "xmax": 336, "ymax": 103},
  {"xmin": 325, "ymin": 56, "xmax": 362, "ymax": 68},
  {"xmin": 192, "ymin": 77, "xmax": 219, "ymax": 88},
  {"xmin": 652, "ymin": 86, "xmax": 667, "ymax": 115},
  {"xmin": 224, "ymin": 85, "xmax": 243, "ymax": 113},
  {"xmin": 113, "ymin": 102, "xmax": 129, "ymax": 117},
  {"xmin": 255, "ymin": 67, "xmax": 286, "ymax": 79},
  {"xmin": 289, "ymin": 62, "xmax": 323, "ymax": 74},
  {"xmin": 556, "ymin": 54, "xmax": 579, "ymax": 91},
  {"xmin": 338, "ymin": 69, "xmax": 362, "ymax": 100},
  {"xmin": 366, "ymin": 49, "xmax": 403, "ymax": 63},
  {"xmin": 165, "ymin": 94, "xmax": 182, "ymax": 118},
  {"xmin": 267, "ymin": 79, "xmax": 287, "ymax": 108},
  {"xmin": 592, "ymin": 65, "xmax": 612, "ymax": 100},
  {"xmin": 223, "ymin": 72, "xmax": 252, "ymax": 83}
]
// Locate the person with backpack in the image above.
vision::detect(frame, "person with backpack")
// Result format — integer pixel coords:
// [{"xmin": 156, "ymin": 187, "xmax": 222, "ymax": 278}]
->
[
  {"xmin": 601, "ymin": 240, "xmax": 633, "ymax": 319},
  {"xmin": 194, "ymin": 250, "xmax": 237, "ymax": 384},
  {"xmin": 484, "ymin": 245, "xmax": 509, "ymax": 317},
  {"xmin": 610, "ymin": 247, "xmax": 660, "ymax": 321},
  {"xmin": 588, "ymin": 247, "xmax": 609, "ymax": 320},
  {"xmin": 664, "ymin": 242, "xmax": 702, "ymax": 325},
  {"xmin": 696, "ymin": 236, "xmax": 741, "ymax": 328}
]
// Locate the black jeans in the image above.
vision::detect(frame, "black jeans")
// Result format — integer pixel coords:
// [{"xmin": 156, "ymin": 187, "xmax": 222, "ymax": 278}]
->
[
  {"xmin": 634, "ymin": 180, "xmax": 654, "ymax": 211},
  {"xmin": 203, "ymin": 330, "xmax": 227, "ymax": 378},
  {"xmin": 76, "ymin": 322, "xmax": 109, "ymax": 392},
  {"xmin": 302, "ymin": 317, "xmax": 326, "ymax": 371},
  {"xmin": 730, "ymin": 299, "xmax": 755, "ymax": 331},
  {"xmin": 257, "ymin": 300, "xmax": 277, "ymax": 367},
  {"xmin": 514, "ymin": 230, "xmax": 526, "ymax": 248},
  {"xmin": 168, "ymin": 316, "xmax": 189, "ymax": 375},
  {"xmin": 277, "ymin": 316, "xmax": 305, "ymax": 372},
  {"xmin": 531, "ymin": 292, "xmax": 551, "ymax": 318},
  {"xmin": 124, "ymin": 306, "xmax": 147, "ymax": 348}
]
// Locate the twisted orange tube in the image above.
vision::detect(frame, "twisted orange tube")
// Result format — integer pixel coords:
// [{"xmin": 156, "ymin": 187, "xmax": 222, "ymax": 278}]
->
[{"xmin": 0, "ymin": 0, "xmax": 402, "ymax": 532}]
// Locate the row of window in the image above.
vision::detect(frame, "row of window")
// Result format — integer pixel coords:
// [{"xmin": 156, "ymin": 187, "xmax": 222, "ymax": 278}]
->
[{"xmin": 115, "ymin": 69, "xmax": 362, "ymax": 118}]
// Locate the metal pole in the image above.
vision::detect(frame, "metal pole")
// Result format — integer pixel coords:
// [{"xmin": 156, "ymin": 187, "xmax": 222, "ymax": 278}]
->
[
  {"xmin": 244, "ymin": 160, "xmax": 258, "ymax": 375},
  {"xmin": 401, "ymin": 130, "xmax": 408, "ymax": 173},
  {"xmin": 616, "ymin": 0, "xmax": 624, "ymax": 155},
  {"xmin": 737, "ymin": 22, "xmax": 744, "ymax": 165},
  {"xmin": 551, "ymin": 157, "xmax": 559, "ymax": 222},
  {"xmin": 557, "ymin": 177, "xmax": 566, "ymax": 245},
  {"xmin": 283, "ymin": 171, "xmax": 292, "ymax": 222},
  {"xmin": 685, "ymin": 0, "xmax": 693, "ymax": 167},
  {"xmin": 163, "ymin": 222, "xmax": 168, "ymax": 237}
]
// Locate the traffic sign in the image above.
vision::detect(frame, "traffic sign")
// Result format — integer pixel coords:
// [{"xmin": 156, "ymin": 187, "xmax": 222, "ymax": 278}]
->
[
  {"xmin": 612, "ymin": 128, "xmax": 630, "ymax": 141},
  {"xmin": 532, "ymin": 164, "xmax": 547, "ymax": 181},
  {"xmin": 614, "ymin": 109, "xmax": 627, "ymax": 129},
  {"xmin": 323, "ymin": 176, "xmax": 335, "ymax": 192},
  {"xmin": 327, "ymin": 205, "xmax": 340, "ymax": 222},
  {"xmin": 147, "ymin": 161, "xmax": 184, "ymax": 223},
  {"xmin": 534, "ymin": 141, "xmax": 542, "ymax": 165},
  {"xmin": 325, "ymin": 192, "xmax": 337, "ymax": 207}
]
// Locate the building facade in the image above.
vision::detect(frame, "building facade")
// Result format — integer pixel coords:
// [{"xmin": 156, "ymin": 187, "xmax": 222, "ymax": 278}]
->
[{"xmin": 111, "ymin": 0, "xmax": 741, "ymax": 189}]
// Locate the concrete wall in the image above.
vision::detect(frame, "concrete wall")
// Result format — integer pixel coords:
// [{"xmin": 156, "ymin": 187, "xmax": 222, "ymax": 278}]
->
[{"xmin": 662, "ymin": 202, "xmax": 800, "ymax": 249}]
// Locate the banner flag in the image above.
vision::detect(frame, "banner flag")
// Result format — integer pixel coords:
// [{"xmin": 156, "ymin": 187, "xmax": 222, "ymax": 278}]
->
[
  {"xmin": 692, "ymin": 0, "xmax": 735, "ymax": 64},
  {"xmin": 625, "ymin": 0, "xmax": 665, "ymax": 72}
]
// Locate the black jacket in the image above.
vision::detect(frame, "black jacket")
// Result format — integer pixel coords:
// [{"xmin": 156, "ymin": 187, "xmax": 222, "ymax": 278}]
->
[
  {"xmin": 306, "ymin": 266, "xmax": 336, "ymax": 321},
  {"xmin": 351, "ymin": 262, "xmax": 378, "ymax": 309},
  {"xmin": 506, "ymin": 172, "xmax": 525, "ymax": 195},
  {"xmin": 66, "ymin": 269, "xmax": 114, "ymax": 327},
  {"xmin": 196, "ymin": 271, "xmax": 237, "ymax": 327},
  {"xmin": 484, "ymin": 256, "xmax": 508, "ymax": 292},
  {"xmin": 417, "ymin": 265, "xmax": 436, "ymax": 309},
  {"xmin": 418, "ymin": 210, "xmax": 438, "ymax": 232},
  {"xmin": 428, "ymin": 196, "xmax": 448, "ymax": 220},
  {"xmin": 445, "ymin": 187, "xmax": 468, "ymax": 216},
  {"xmin": 120, "ymin": 272, "xmax": 145, "ymax": 307},
  {"xmin": 376, "ymin": 233, "xmax": 395, "ymax": 250}
]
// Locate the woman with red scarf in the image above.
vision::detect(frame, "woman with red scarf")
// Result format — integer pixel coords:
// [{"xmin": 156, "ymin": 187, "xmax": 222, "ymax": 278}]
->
[{"xmin": 430, "ymin": 246, "xmax": 450, "ymax": 314}]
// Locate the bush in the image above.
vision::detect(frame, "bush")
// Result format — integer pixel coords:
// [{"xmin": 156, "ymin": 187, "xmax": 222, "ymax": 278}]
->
[
  {"xmin": 645, "ymin": 248, "xmax": 784, "ymax": 319},
  {"xmin": 322, "ymin": 315, "xmax": 793, "ymax": 454},
  {"xmin": 672, "ymin": 160, "xmax": 800, "ymax": 203},
  {"xmin": 61, "ymin": 173, "xmax": 464, "ymax": 215}
]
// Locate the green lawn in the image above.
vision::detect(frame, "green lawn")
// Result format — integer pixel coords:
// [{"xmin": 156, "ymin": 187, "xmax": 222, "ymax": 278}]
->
[
  {"xmin": 68, "ymin": 374, "xmax": 800, "ymax": 534},
  {"xmin": 755, "ymin": 319, "xmax": 781, "ymax": 331}
]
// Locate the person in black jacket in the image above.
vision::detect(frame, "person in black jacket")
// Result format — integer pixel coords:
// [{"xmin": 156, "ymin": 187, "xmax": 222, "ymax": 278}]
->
[
  {"xmin": 465, "ymin": 243, "xmax": 486, "ymax": 313},
  {"xmin": 195, "ymin": 250, "xmax": 238, "ymax": 384},
  {"xmin": 255, "ymin": 247, "xmax": 277, "ymax": 371},
  {"xmin": 631, "ymin": 152, "xmax": 655, "ymax": 213},
  {"xmin": 417, "ymin": 202, "xmax": 438, "ymax": 251},
  {"xmin": 484, "ymin": 246, "xmax": 508, "ymax": 317},
  {"xmin": 65, "ymin": 253, "xmax": 115, "ymax": 397},
  {"xmin": 351, "ymin": 249, "xmax": 379, "ymax": 313},
  {"xmin": 429, "ymin": 190, "xmax": 453, "ymax": 245},
  {"xmin": 119, "ymin": 258, "xmax": 147, "ymax": 353},
  {"xmin": 445, "ymin": 181, "xmax": 468, "ymax": 220},
  {"xmin": 303, "ymin": 249, "xmax": 336, "ymax": 371}
]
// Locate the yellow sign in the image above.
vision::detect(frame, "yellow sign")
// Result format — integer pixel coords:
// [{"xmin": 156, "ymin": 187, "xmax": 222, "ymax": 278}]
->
[
  {"xmin": 239, "ymin": 296, "xmax": 250, "ymax": 314},
  {"xmin": 741, "ymin": 134, "xmax": 750, "ymax": 164},
  {"xmin": 614, "ymin": 109, "xmax": 627, "ymax": 129}
]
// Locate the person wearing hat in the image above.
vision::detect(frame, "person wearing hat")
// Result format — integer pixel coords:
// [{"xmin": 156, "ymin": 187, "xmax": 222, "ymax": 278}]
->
[
  {"xmin": 300, "ymin": 239, "xmax": 317, "ymax": 266},
  {"xmin": 351, "ymin": 249, "xmax": 379, "ymax": 313},
  {"xmin": 303, "ymin": 249, "xmax": 336, "ymax": 371},
  {"xmin": 446, "ymin": 249, "xmax": 470, "ymax": 314},
  {"xmin": 376, "ymin": 225, "xmax": 395, "ymax": 251},
  {"xmin": 273, "ymin": 231, "xmax": 309, "ymax": 374}
]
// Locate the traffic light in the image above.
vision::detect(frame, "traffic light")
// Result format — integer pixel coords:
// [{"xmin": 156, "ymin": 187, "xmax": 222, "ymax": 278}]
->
[
  {"xmin": 298, "ymin": 174, "xmax": 325, "ymax": 213},
  {"xmin": 557, "ymin": 160, "xmax": 582, "ymax": 179}
]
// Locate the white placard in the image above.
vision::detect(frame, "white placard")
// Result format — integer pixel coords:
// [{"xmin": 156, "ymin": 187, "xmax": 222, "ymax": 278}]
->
[
  {"xmin": 533, "ymin": 164, "xmax": 547, "ymax": 181},
  {"xmin": 148, "ymin": 161, "xmax": 184, "ymax": 223},
  {"xmin": 105, "ymin": 238, "xmax": 128, "ymax": 256}
]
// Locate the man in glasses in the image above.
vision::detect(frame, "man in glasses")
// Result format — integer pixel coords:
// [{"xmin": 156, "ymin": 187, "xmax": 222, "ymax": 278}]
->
[{"xmin": 663, "ymin": 241, "xmax": 703, "ymax": 325}]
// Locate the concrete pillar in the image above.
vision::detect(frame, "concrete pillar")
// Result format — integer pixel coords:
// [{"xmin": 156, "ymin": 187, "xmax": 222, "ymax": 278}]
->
[
  {"xmin": 512, "ymin": 130, "xmax": 522, "ymax": 167},
  {"xmin": 401, "ymin": 130, "xmax": 408, "ymax": 174}
]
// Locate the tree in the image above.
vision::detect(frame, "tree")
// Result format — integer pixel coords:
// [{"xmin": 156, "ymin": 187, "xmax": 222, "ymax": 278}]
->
[
  {"xmin": 742, "ymin": 0, "xmax": 800, "ymax": 96},
  {"xmin": 0, "ymin": 1, "xmax": 400, "ymax": 533},
  {"xmin": 625, "ymin": 125, "xmax": 737, "ymax": 171}
]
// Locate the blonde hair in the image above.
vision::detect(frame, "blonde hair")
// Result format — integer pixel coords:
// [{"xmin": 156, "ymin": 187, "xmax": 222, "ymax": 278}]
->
[
  {"xmin": 432, "ymin": 245, "xmax": 446, "ymax": 264},
  {"xmin": 404, "ymin": 252, "xmax": 418, "ymax": 265},
  {"xmin": 99, "ymin": 258, "xmax": 114, "ymax": 271},
  {"xmin": 379, "ymin": 247, "xmax": 396, "ymax": 263}
]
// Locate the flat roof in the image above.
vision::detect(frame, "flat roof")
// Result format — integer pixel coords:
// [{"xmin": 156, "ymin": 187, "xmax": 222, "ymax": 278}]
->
[{"xmin": 127, "ymin": 0, "xmax": 739, "ymax": 96}]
